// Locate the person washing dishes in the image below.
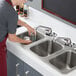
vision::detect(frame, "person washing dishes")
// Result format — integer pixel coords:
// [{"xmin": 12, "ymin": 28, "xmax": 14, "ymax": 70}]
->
[{"xmin": 0, "ymin": 0, "xmax": 36, "ymax": 76}]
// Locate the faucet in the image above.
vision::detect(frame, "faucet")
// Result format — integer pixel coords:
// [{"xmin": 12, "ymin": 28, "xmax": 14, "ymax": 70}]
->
[
  {"xmin": 36, "ymin": 25, "xmax": 57, "ymax": 37},
  {"xmin": 36, "ymin": 25, "xmax": 52, "ymax": 36},
  {"xmin": 57, "ymin": 37, "xmax": 72, "ymax": 46}
]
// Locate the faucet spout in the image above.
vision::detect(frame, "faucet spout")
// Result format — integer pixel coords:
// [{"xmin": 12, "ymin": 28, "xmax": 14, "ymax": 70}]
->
[{"xmin": 36, "ymin": 25, "xmax": 52, "ymax": 36}]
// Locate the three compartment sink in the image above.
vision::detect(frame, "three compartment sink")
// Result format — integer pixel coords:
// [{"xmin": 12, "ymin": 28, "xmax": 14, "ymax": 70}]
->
[
  {"xmin": 30, "ymin": 38, "xmax": 76, "ymax": 74},
  {"xmin": 17, "ymin": 31, "xmax": 44, "ymax": 44},
  {"xmin": 30, "ymin": 40, "xmax": 63, "ymax": 57},
  {"xmin": 49, "ymin": 51, "xmax": 76, "ymax": 73},
  {"xmin": 17, "ymin": 30, "xmax": 76, "ymax": 74}
]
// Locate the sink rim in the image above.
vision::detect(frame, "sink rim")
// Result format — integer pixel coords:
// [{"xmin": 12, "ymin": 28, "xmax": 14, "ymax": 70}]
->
[
  {"xmin": 29, "ymin": 39, "xmax": 65, "ymax": 57},
  {"xmin": 17, "ymin": 30, "xmax": 45, "ymax": 46},
  {"xmin": 17, "ymin": 30, "xmax": 76, "ymax": 74},
  {"xmin": 48, "ymin": 50, "xmax": 76, "ymax": 74}
]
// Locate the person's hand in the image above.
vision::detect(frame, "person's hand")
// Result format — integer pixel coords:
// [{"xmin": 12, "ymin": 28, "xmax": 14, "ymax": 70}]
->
[
  {"xmin": 27, "ymin": 25, "xmax": 36, "ymax": 36},
  {"xmin": 24, "ymin": 40, "xmax": 32, "ymax": 44}
]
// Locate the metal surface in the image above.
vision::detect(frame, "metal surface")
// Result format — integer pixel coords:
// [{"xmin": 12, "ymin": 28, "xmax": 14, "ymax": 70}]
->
[
  {"xmin": 49, "ymin": 51, "xmax": 76, "ymax": 73},
  {"xmin": 17, "ymin": 31, "xmax": 44, "ymax": 44},
  {"xmin": 56, "ymin": 37, "xmax": 72, "ymax": 47},
  {"xmin": 36, "ymin": 25, "xmax": 52, "ymax": 36},
  {"xmin": 30, "ymin": 40, "xmax": 63, "ymax": 57},
  {"xmin": 17, "ymin": 30, "xmax": 76, "ymax": 74}
]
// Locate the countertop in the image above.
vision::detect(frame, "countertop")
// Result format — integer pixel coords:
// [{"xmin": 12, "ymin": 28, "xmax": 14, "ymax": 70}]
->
[{"xmin": 6, "ymin": 7, "xmax": 76, "ymax": 76}]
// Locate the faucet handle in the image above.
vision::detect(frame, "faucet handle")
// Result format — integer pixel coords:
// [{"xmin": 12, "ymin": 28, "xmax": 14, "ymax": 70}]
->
[
  {"xmin": 64, "ymin": 38, "xmax": 71, "ymax": 43},
  {"xmin": 64, "ymin": 38, "xmax": 71, "ymax": 46},
  {"xmin": 45, "ymin": 28, "xmax": 52, "ymax": 36},
  {"xmin": 52, "ymin": 32, "xmax": 57, "ymax": 37}
]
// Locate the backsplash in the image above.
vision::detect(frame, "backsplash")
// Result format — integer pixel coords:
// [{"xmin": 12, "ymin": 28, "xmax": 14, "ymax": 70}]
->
[{"xmin": 27, "ymin": 0, "xmax": 76, "ymax": 43}]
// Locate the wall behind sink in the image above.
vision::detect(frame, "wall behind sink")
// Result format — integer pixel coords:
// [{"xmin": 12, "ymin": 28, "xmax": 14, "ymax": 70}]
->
[{"xmin": 28, "ymin": 0, "xmax": 76, "ymax": 43}]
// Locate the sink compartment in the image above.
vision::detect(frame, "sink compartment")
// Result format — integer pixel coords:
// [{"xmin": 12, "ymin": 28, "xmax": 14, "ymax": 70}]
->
[
  {"xmin": 49, "ymin": 51, "xmax": 76, "ymax": 73},
  {"xmin": 30, "ymin": 40, "xmax": 63, "ymax": 57},
  {"xmin": 17, "ymin": 31, "xmax": 44, "ymax": 43}
]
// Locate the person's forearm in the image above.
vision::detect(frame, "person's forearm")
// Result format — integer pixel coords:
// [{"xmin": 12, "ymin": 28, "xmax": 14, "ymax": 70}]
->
[
  {"xmin": 8, "ymin": 34, "xmax": 30, "ymax": 44},
  {"xmin": 17, "ymin": 19, "xmax": 31, "ymax": 28},
  {"xmin": 17, "ymin": 19, "xmax": 35, "ymax": 35},
  {"xmin": 8, "ymin": 34, "xmax": 25, "ymax": 43}
]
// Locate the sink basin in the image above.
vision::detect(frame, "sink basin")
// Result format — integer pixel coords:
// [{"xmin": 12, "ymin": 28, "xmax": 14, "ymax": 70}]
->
[
  {"xmin": 49, "ymin": 51, "xmax": 76, "ymax": 73},
  {"xmin": 30, "ymin": 40, "xmax": 63, "ymax": 57},
  {"xmin": 17, "ymin": 31, "xmax": 44, "ymax": 44}
]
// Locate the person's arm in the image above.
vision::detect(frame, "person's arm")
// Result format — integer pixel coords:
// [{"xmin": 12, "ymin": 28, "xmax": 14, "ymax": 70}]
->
[
  {"xmin": 8, "ymin": 33, "xmax": 32, "ymax": 44},
  {"xmin": 17, "ymin": 19, "xmax": 36, "ymax": 35},
  {"xmin": 7, "ymin": 7, "xmax": 32, "ymax": 44}
]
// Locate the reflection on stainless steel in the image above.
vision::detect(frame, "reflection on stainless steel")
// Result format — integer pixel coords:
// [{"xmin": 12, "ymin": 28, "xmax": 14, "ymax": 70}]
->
[
  {"xmin": 30, "ymin": 40, "xmax": 63, "ymax": 57},
  {"xmin": 56, "ymin": 37, "xmax": 73, "ymax": 47},
  {"xmin": 49, "ymin": 51, "xmax": 76, "ymax": 73},
  {"xmin": 17, "ymin": 31, "xmax": 44, "ymax": 44},
  {"xmin": 36, "ymin": 25, "xmax": 52, "ymax": 36},
  {"xmin": 17, "ymin": 27, "xmax": 76, "ymax": 74},
  {"xmin": 36, "ymin": 25, "xmax": 57, "ymax": 38},
  {"xmin": 29, "ymin": 34, "xmax": 76, "ymax": 73}
]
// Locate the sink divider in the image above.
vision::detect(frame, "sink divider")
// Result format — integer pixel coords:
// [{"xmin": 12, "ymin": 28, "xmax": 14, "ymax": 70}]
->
[
  {"xmin": 47, "ymin": 41, "xmax": 52, "ymax": 55},
  {"xmin": 66, "ymin": 52, "xmax": 72, "ymax": 69}
]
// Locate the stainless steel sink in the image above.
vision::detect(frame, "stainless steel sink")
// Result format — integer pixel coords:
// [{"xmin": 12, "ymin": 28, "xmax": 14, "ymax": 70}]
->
[
  {"xmin": 17, "ymin": 31, "xmax": 44, "ymax": 44},
  {"xmin": 30, "ymin": 37, "xmax": 76, "ymax": 73},
  {"xmin": 30, "ymin": 40, "xmax": 63, "ymax": 57},
  {"xmin": 49, "ymin": 51, "xmax": 76, "ymax": 73},
  {"xmin": 17, "ymin": 30, "xmax": 76, "ymax": 74}
]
